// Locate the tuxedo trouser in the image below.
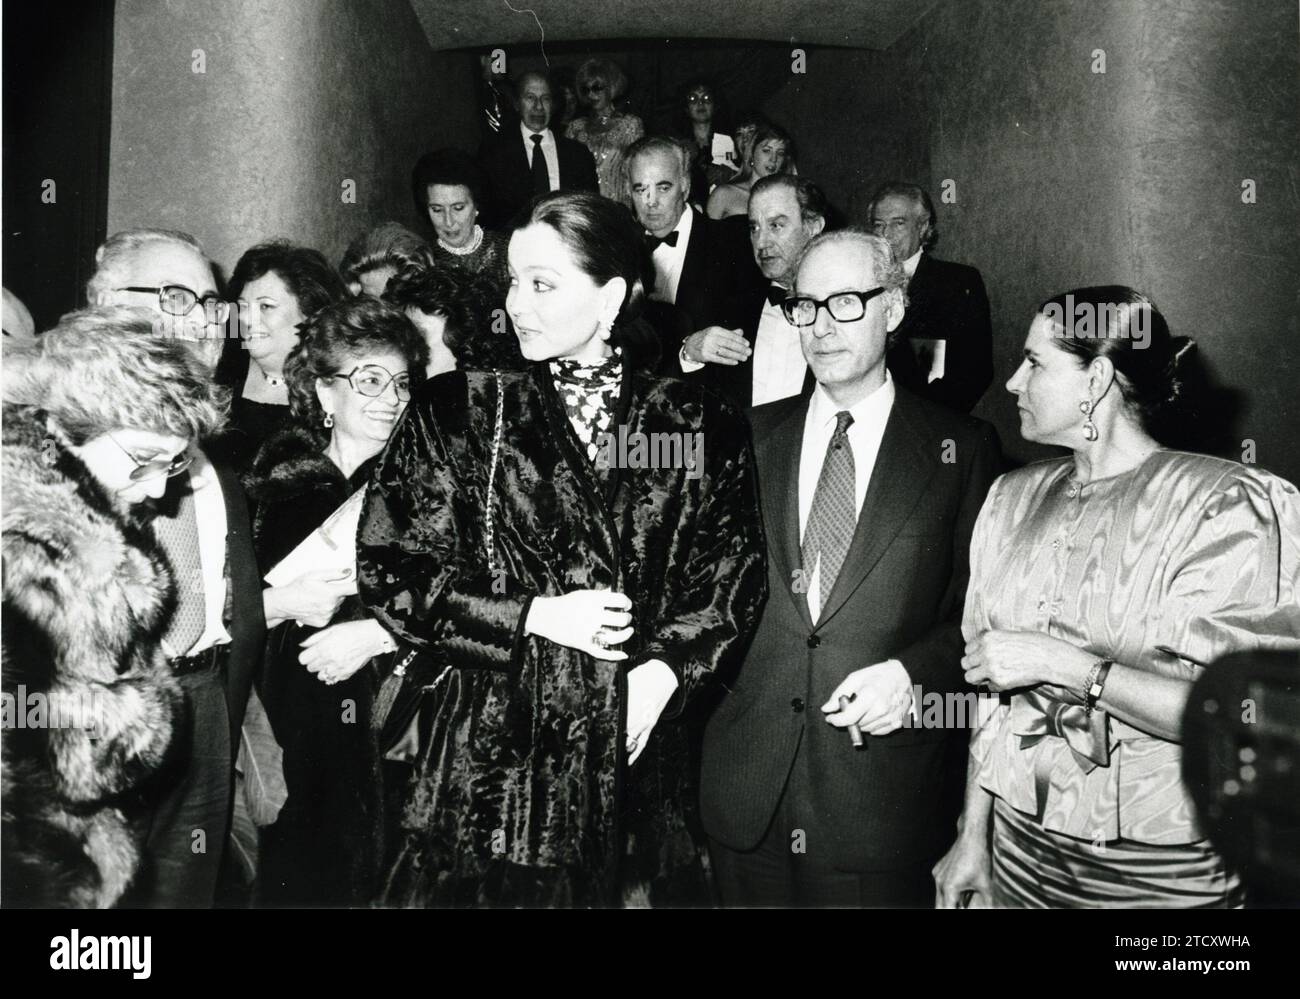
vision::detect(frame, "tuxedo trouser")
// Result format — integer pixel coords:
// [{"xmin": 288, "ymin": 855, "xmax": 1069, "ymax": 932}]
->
[
  {"xmin": 709, "ymin": 731, "xmax": 934, "ymax": 908},
  {"xmin": 129, "ymin": 664, "xmax": 233, "ymax": 908}
]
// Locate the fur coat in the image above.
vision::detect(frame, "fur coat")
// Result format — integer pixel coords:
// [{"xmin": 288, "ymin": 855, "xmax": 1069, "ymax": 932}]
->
[
  {"xmin": 1, "ymin": 407, "xmax": 182, "ymax": 908},
  {"xmin": 245, "ymin": 424, "xmax": 389, "ymax": 907},
  {"xmin": 357, "ymin": 365, "xmax": 768, "ymax": 907}
]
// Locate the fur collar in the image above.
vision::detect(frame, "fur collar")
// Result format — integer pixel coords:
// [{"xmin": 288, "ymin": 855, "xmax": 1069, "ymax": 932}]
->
[{"xmin": 246, "ymin": 424, "xmax": 374, "ymax": 505}]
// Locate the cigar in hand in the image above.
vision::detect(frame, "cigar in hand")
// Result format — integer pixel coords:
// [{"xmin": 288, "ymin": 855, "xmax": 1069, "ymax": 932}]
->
[{"xmin": 840, "ymin": 694, "xmax": 865, "ymax": 749}]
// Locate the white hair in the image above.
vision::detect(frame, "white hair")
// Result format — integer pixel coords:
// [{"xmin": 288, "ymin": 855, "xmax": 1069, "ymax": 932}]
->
[{"xmin": 85, "ymin": 228, "xmax": 209, "ymax": 303}]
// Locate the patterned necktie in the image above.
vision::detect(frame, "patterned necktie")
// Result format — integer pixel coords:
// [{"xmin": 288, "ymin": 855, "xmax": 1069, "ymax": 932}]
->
[
  {"xmin": 530, "ymin": 133, "xmax": 550, "ymax": 194},
  {"xmin": 801, "ymin": 410, "xmax": 856, "ymax": 616},
  {"xmin": 152, "ymin": 487, "xmax": 207, "ymax": 657}
]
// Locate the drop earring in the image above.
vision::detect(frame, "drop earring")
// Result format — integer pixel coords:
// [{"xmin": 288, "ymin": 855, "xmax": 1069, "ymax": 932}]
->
[
  {"xmin": 1079, "ymin": 399, "xmax": 1098, "ymax": 442},
  {"xmin": 323, "ymin": 412, "xmax": 335, "ymax": 429}
]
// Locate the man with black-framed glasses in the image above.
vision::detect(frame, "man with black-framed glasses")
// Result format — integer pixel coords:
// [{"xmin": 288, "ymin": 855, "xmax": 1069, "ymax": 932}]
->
[
  {"xmin": 87, "ymin": 228, "xmax": 265, "ymax": 907},
  {"xmin": 701, "ymin": 228, "xmax": 1001, "ymax": 907}
]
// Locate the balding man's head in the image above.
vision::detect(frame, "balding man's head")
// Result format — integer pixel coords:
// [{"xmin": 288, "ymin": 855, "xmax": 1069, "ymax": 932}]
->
[
  {"xmin": 87, "ymin": 228, "xmax": 224, "ymax": 374},
  {"xmin": 515, "ymin": 71, "xmax": 554, "ymax": 132}
]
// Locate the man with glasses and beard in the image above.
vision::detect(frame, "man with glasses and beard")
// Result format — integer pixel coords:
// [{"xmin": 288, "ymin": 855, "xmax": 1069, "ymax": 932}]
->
[{"xmin": 87, "ymin": 229, "xmax": 349, "ymax": 906}]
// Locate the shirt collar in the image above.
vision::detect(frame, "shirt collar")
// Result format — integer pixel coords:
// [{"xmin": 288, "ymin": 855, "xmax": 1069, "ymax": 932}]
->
[
  {"xmin": 903, "ymin": 248, "xmax": 923, "ymax": 278},
  {"xmin": 808, "ymin": 370, "xmax": 895, "ymax": 433},
  {"xmin": 520, "ymin": 122, "xmax": 552, "ymax": 144}
]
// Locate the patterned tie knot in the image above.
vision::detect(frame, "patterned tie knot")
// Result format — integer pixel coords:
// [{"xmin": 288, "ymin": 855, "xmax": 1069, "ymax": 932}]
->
[{"xmin": 834, "ymin": 411, "xmax": 854, "ymax": 436}]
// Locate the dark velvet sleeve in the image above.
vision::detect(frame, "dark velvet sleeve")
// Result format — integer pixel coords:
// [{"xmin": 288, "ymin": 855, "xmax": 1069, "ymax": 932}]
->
[
  {"xmin": 636, "ymin": 404, "xmax": 769, "ymax": 719},
  {"xmin": 356, "ymin": 397, "xmax": 537, "ymax": 675}
]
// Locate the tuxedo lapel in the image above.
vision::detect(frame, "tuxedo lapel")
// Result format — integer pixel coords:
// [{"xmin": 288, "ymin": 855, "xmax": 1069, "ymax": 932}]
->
[
  {"xmin": 675, "ymin": 210, "xmax": 708, "ymax": 310},
  {"xmin": 757, "ymin": 396, "xmax": 815, "ymax": 632},
  {"xmin": 816, "ymin": 391, "xmax": 937, "ymax": 628}
]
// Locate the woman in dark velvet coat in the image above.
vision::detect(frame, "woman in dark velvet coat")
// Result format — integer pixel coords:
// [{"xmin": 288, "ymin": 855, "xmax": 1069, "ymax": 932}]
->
[
  {"xmin": 357, "ymin": 191, "xmax": 768, "ymax": 907},
  {"xmin": 247, "ymin": 298, "xmax": 428, "ymax": 907}
]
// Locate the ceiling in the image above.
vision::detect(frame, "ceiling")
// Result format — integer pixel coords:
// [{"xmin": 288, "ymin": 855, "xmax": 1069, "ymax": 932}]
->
[{"xmin": 409, "ymin": 0, "xmax": 940, "ymax": 51}]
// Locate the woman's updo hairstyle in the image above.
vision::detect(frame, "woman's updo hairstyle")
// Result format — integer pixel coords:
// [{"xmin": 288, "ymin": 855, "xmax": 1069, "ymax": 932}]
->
[
  {"xmin": 522, "ymin": 190, "xmax": 659, "ymax": 369},
  {"xmin": 1038, "ymin": 285, "xmax": 1196, "ymax": 441}
]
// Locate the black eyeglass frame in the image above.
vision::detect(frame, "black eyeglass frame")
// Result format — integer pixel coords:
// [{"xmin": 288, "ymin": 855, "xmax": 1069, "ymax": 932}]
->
[{"xmin": 781, "ymin": 287, "xmax": 889, "ymax": 328}]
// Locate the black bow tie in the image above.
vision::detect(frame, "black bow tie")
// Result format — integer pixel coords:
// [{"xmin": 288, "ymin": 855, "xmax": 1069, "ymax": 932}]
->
[
  {"xmin": 765, "ymin": 285, "xmax": 787, "ymax": 307},
  {"xmin": 645, "ymin": 230, "xmax": 680, "ymax": 250}
]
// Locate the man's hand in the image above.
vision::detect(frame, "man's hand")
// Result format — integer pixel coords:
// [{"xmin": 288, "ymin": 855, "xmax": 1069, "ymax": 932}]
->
[
  {"xmin": 300, "ymin": 619, "xmax": 390, "ymax": 685},
  {"xmin": 263, "ymin": 568, "xmax": 357, "ymax": 629},
  {"xmin": 682, "ymin": 327, "xmax": 751, "ymax": 366},
  {"xmin": 821, "ymin": 659, "xmax": 913, "ymax": 736}
]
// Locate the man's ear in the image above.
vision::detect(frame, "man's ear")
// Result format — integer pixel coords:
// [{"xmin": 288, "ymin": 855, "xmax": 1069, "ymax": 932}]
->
[
  {"xmin": 884, "ymin": 288, "xmax": 905, "ymax": 333},
  {"xmin": 807, "ymin": 216, "xmax": 826, "ymax": 238}
]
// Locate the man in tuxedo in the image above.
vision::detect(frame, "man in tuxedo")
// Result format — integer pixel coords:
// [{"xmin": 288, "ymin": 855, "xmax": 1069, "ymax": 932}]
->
[
  {"xmin": 868, "ymin": 183, "xmax": 993, "ymax": 413},
  {"xmin": 477, "ymin": 70, "xmax": 598, "ymax": 228},
  {"xmin": 87, "ymin": 228, "xmax": 272, "ymax": 906},
  {"xmin": 700, "ymin": 229, "xmax": 1000, "ymax": 907},
  {"xmin": 678, "ymin": 174, "xmax": 828, "ymax": 409},
  {"xmin": 625, "ymin": 135, "xmax": 751, "ymax": 368}
]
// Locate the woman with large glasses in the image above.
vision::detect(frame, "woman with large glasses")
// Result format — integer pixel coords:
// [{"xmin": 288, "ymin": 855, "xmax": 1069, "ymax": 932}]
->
[
  {"xmin": 244, "ymin": 297, "xmax": 428, "ymax": 907},
  {"xmin": 357, "ymin": 191, "xmax": 767, "ymax": 907},
  {"xmin": 210, "ymin": 241, "xmax": 347, "ymax": 475},
  {"xmin": 2, "ymin": 307, "xmax": 227, "ymax": 907},
  {"xmin": 564, "ymin": 57, "xmax": 644, "ymax": 210},
  {"xmin": 673, "ymin": 78, "xmax": 736, "ymax": 213}
]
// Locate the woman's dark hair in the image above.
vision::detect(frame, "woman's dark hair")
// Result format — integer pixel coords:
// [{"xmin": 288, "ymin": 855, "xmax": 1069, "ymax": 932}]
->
[
  {"xmin": 411, "ymin": 149, "xmax": 486, "ymax": 223},
  {"xmin": 283, "ymin": 297, "xmax": 429, "ymax": 441},
  {"xmin": 675, "ymin": 76, "xmax": 730, "ymax": 136},
  {"xmin": 338, "ymin": 223, "xmax": 431, "ymax": 289},
  {"xmin": 522, "ymin": 191, "xmax": 659, "ymax": 369},
  {"xmin": 217, "ymin": 240, "xmax": 347, "ymax": 387},
  {"xmin": 383, "ymin": 259, "xmax": 523, "ymax": 370},
  {"xmin": 1038, "ymin": 285, "xmax": 1197, "ymax": 442}
]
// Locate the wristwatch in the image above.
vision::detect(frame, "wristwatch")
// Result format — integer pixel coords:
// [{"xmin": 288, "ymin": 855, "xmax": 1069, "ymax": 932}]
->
[{"xmin": 1084, "ymin": 658, "xmax": 1114, "ymax": 715}]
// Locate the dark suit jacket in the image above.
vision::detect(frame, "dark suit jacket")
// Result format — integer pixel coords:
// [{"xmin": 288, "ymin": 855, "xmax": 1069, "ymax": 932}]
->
[
  {"xmin": 682, "ymin": 281, "xmax": 813, "ymax": 412},
  {"xmin": 476, "ymin": 127, "xmax": 599, "ymax": 228},
  {"xmin": 700, "ymin": 387, "xmax": 1000, "ymax": 872},
  {"xmin": 642, "ymin": 211, "xmax": 752, "ymax": 375},
  {"xmin": 886, "ymin": 254, "xmax": 993, "ymax": 413},
  {"xmin": 212, "ymin": 461, "xmax": 264, "ymax": 752}
]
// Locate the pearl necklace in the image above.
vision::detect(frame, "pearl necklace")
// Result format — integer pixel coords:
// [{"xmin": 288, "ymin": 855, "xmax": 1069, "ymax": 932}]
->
[{"xmin": 440, "ymin": 225, "xmax": 484, "ymax": 256}]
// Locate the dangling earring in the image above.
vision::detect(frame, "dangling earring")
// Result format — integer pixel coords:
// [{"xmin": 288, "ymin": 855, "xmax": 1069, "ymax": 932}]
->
[
  {"xmin": 323, "ymin": 412, "xmax": 335, "ymax": 429},
  {"xmin": 1079, "ymin": 399, "xmax": 1098, "ymax": 442}
]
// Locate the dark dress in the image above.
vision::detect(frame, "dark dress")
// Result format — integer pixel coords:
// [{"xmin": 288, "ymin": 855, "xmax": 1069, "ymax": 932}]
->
[
  {"xmin": 429, "ymin": 227, "xmax": 509, "ymax": 295},
  {"xmin": 246, "ymin": 425, "xmax": 392, "ymax": 907},
  {"xmin": 209, "ymin": 395, "xmax": 292, "ymax": 477},
  {"xmin": 357, "ymin": 362, "xmax": 768, "ymax": 907}
]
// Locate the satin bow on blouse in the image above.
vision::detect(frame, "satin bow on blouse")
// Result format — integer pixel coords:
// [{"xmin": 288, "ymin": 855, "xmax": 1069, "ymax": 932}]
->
[{"xmin": 1012, "ymin": 686, "xmax": 1111, "ymax": 819}]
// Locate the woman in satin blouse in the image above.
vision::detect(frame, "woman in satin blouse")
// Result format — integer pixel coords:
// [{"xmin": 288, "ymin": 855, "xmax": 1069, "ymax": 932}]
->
[
  {"xmin": 564, "ymin": 58, "xmax": 644, "ymax": 209},
  {"xmin": 356, "ymin": 191, "xmax": 766, "ymax": 907},
  {"xmin": 934, "ymin": 286, "xmax": 1300, "ymax": 908}
]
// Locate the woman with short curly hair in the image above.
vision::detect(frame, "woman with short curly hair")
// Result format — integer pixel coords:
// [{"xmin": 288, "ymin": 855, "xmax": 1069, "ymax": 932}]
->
[{"xmin": 565, "ymin": 57, "xmax": 644, "ymax": 209}]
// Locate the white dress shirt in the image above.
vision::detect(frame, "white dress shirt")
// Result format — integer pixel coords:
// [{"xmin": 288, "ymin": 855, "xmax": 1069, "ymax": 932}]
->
[
  {"xmin": 647, "ymin": 206, "xmax": 692, "ymax": 304},
  {"xmin": 798, "ymin": 373, "xmax": 895, "ymax": 619},
  {"xmin": 184, "ymin": 450, "xmax": 232, "ymax": 656},
  {"xmin": 678, "ymin": 281, "xmax": 807, "ymax": 404},
  {"xmin": 751, "ymin": 286, "xmax": 807, "ymax": 405},
  {"xmin": 520, "ymin": 122, "xmax": 560, "ymax": 191}
]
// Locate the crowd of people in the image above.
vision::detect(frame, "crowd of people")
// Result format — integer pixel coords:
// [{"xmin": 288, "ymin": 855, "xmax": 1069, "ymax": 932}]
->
[{"xmin": 3, "ymin": 59, "xmax": 1298, "ymax": 911}]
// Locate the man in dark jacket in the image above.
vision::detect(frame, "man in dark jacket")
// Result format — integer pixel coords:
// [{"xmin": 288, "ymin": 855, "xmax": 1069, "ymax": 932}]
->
[
  {"xmin": 700, "ymin": 229, "xmax": 1000, "ymax": 907},
  {"xmin": 869, "ymin": 183, "xmax": 993, "ymax": 413},
  {"xmin": 477, "ymin": 70, "xmax": 598, "ymax": 228}
]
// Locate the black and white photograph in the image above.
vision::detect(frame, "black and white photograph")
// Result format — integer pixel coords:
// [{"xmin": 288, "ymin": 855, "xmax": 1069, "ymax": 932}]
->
[{"xmin": 1, "ymin": 0, "xmax": 1297, "ymax": 975}]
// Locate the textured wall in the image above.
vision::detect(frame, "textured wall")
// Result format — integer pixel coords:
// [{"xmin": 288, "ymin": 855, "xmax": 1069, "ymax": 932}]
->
[
  {"xmin": 901, "ymin": 0, "xmax": 1300, "ymax": 482},
  {"xmin": 108, "ymin": 0, "xmax": 478, "ymax": 278}
]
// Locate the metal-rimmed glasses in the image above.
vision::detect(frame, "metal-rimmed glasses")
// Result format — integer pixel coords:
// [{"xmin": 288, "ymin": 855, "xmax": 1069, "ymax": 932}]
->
[
  {"xmin": 781, "ymin": 287, "xmax": 888, "ymax": 328},
  {"xmin": 117, "ymin": 285, "xmax": 231, "ymax": 326},
  {"xmin": 107, "ymin": 434, "xmax": 193, "ymax": 481},
  {"xmin": 326, "ymin": 365, "xmax": 412, "ymax": 402}
]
